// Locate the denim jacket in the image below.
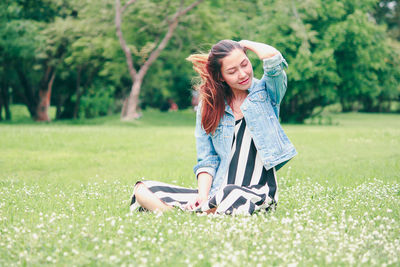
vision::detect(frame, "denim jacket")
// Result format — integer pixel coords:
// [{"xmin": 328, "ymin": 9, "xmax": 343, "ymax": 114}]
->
[{"xmin": 193, "ymin": 53, "xmax": 297, "ymax": 197}]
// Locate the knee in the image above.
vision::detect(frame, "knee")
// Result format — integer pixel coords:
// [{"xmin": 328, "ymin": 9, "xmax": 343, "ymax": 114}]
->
[{"xmin": 134, "ymin": 182, "xmax": 146, "ymax": 197}]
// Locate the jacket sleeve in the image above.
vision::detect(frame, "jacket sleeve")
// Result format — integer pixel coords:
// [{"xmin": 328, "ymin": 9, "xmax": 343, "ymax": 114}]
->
[
  {"xmin": 261, "ymin": 52, "xmax": 288, "ymax": 107},
  {"xmin": 193, "ymin": 102, "xmax": 220, "ymax": 179}
]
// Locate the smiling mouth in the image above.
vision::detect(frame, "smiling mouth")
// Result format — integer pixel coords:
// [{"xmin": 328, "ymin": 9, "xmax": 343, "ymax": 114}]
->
[{"xmin": 239, "ymin": 78, "xmax": 250, "ymax": 85}]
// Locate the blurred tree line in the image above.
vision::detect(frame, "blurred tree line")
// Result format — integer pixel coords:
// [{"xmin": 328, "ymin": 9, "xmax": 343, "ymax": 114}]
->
[{"xmin": 0, "ymin": 0, "xmax": 399, "ymax": 122}]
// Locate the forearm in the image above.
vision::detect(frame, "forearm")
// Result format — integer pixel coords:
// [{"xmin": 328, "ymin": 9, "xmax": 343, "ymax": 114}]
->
[
  {"xmin": 197, "ymin": 172, "xmax": 212, "ymax": 197},
  {"xmin": 184, "ymin": 172, "xmax": 212, "ymax": 210},
  {"xmin": 239, "ymin": 40, "xmax": 279, "ymax": 60}
]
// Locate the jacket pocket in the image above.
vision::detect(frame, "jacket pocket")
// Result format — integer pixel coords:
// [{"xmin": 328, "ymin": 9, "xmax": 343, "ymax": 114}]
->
[{"xmin": 248, "ymin": 90, "xmax": 267, "ymax": 102}]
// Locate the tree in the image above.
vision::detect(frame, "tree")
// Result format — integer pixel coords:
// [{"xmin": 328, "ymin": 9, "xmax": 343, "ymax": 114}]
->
[
  {"xmin": 1, "ymin": 19, "xmax": 43, "ymax": 120},
  {"xmin": 139, "ymin": 1, "xmax": 232, "ymax": 110},
  {"xmin": 2, "ymin": 0, "xmax": 398, "ymax": 122},
  {"xmin": 115, "ymin": 0, "xmax": 204, "ymax": 121},
  {"xmin": 35, "ymin": 18, "xmax": 74, "ymax": 121},
  {"xmin": 223, "ymin": 0, "xmax": 339, "ymax": 122},
  {"xmin": 326, "ymin": 6, "xmax": 396, "ymax": 111},
  {"xmin": 223, "ymin": 0, "xmax": 399, "ymax": 121},
  {"xmin": 49, "ymin": 0, "xmax": 123, "ymax": 120},
  {"xmin": 0, "ymin": 0, "xmax": 75, "ymax": 121},
  {"xmin": 373, "ymin": 0, "xmax": 400, "ymax": 40}
]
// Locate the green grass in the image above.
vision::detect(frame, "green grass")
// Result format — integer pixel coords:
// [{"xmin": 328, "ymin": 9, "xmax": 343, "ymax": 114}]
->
[{"xmin": 1, "ymin": 106, "xmax": 399, "ymax": 266}]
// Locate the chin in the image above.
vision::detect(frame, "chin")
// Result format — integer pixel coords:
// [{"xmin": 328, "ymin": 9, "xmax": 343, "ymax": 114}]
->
[
  {"xmin": 242, "ymin": 77, "xmax": 252, "ymax": 89},
  {"xmin": 244, "ymin": 83, "xmax": 252, "ymax": 90}
]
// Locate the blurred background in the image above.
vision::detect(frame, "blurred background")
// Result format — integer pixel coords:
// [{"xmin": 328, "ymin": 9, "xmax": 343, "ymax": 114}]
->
[{"xmin": 0, "ymin": 0, "xmax": 399, "ymax": 123}]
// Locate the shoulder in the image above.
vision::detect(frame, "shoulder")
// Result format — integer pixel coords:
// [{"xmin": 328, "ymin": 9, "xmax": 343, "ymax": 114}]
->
[
  {"xmin": 248, "ymin": 77, "xmax": 263, "ymax": 93},
  {"xmin": 252, "ymin": 77, "xmax": 261, "ymax": 85}
]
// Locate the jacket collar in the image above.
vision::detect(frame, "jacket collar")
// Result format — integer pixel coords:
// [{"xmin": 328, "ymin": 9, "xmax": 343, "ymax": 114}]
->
[
  {"xmin": 248, "ymin": 76, "xmax": 257, "ymax": 93},
  {"xmin": 224, "ymin": 100, "xmax": 233, "ymax": 116}
]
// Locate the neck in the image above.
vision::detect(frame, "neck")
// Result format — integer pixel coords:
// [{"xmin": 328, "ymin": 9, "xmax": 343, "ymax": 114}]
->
[
  {"xmin": 228, "ymin": 88, "xmax": 248, "ymax": 113},
  {"xmin": 231, "ymin": 88, "xmax": 249, "ymax": 99},
  {"xmin": 231, "ymin": 88, "xmax": 248, "ymax": 101}
]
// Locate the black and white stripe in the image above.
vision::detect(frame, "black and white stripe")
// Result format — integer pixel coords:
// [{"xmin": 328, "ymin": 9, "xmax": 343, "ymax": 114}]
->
[
  {"xmin": 130, "ymin": 118, "xmax": 278, "ymax": 215},
  {"xmin": 130, "ymin": 180, "xmax": 198, "ymax": 211},
  {"xmin": 224, "ymin": 119, "xmax": 277, "ymax": 191}
]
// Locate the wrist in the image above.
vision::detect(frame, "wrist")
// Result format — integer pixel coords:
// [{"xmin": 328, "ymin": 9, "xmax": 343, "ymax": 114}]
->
[{"xmin": 198, "ymin": 192, "xmax": 208, "ymax": 199}]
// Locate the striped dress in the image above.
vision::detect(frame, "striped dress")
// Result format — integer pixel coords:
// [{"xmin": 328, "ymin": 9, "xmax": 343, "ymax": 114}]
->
[{"xmin": 130, "ymin": 118, "xmax": 278, "ymax": 215}]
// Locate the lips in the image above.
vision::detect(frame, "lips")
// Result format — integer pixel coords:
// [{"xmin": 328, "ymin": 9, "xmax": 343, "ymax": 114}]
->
[{"xmin": 239, "ymin": 77, "xmax": 250, "ymax": 85}]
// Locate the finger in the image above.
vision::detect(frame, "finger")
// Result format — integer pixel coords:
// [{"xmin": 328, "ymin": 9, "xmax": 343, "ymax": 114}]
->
[
  {"xmin": 185, "ymin": 199, "xmax": 195, "ymax": 207},
  {"xmin": 191, "ymin": 201, "xmax": 199, "ymax": 209},
  {"xmin": 186, "ymin": 202, "xmax": 195, "ymax": 210}
]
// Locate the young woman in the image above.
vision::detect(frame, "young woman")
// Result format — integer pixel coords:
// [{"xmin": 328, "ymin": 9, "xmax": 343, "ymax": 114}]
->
[{"xmin": 130, "ymin": 40, "xmax": 297, "ymax": 215}]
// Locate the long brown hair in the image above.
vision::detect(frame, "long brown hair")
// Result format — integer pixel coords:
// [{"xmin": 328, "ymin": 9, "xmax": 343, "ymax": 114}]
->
[{"xmin": 187, "ymin": 40, "xmax": 244, "ymax": 134}]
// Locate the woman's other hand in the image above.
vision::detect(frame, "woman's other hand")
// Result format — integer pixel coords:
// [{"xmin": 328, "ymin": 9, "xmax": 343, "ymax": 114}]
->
[
  {"xmin": 184, "ymin": 194, "xmax": 208, "ymax": 211},
  {"xmin": 238, "ymin": 39, "xmax": 251, "ymax": 49},
  {"xmin": 184, "ymin": 171, "xmax": 212, "ymax": 210},
  {"xmin": 238, "ymin": 40, "xmax": 279, "ymax": 60}
]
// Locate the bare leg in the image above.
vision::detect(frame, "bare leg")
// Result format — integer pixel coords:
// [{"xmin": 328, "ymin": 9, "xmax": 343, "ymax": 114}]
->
[{"xmin": 134, "ymin": 183, "xmax": 173, "ymax": 212}]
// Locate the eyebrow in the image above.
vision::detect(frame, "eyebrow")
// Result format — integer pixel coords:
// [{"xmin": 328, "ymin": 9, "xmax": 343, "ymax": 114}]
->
[{"xmin": 226, "ymin": 59, "xmax": 248, "ymax": 71}]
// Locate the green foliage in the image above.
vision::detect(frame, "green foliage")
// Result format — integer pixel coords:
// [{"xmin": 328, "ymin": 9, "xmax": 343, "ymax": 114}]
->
[
  {"xmin": 224, "ymin": 0, "xmax": 399, "ymax": 122},
  {"xmin": 1, "ymin": 0, "xmax": 399, "ymax": 122},
  {"xmin": 373, "ymin": 0, "xmax": 400, "ymax": 40},
  {"xmin": 79, "ymin": 84, "xmax": 115, "ymax": 118},
  {"xmin": 327, "ymin": 9, "xmax": 393, "ymax": 111},
  {"xmin": 2, "ymin": 0, "xmax": 73, "ymax": 22}
]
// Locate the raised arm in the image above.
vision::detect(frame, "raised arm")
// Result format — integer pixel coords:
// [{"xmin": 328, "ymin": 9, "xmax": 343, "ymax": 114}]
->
[
  {"xmin": 238, "ymin": 40, "xmax": 279, "ymax": 60},
  {"xmin": 239, "ymin": 40, "xmax": 288, "ymax": 113}
]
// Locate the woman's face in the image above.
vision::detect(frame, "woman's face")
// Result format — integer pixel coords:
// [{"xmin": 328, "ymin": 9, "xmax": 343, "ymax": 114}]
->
[{"xmin": 220, "ymin": 48, "xmax": 253, "ymax": 93}]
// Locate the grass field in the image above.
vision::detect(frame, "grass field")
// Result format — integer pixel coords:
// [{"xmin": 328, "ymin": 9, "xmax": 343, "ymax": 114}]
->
[{"xmin": 1, "ymin": 106, "xmax": 399, "ymax": 266}]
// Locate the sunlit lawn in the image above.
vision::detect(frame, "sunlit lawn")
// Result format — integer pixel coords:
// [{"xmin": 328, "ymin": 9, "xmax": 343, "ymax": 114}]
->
[{"xmin": 0, "ymin": 105, "xmax": 399, "ymax": 266}]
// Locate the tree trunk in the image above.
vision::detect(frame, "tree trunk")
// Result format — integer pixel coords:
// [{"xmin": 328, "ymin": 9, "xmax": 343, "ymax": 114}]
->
[
  {"xmin": 121, "ymin": 98, "xmax": 129, "ymax": 118},
  {"xmin": 115, "ymin": 0, "xmax": 204, "ymax": 121},
  {"xmin": 121, "ymin": 79, "xmax": 142, "ymax": 120},
  {"xmin": 0, "ymin": 78, "xmax": 8, "ymax": 121},
  {"xmin": 2, "ymin": 85, "xmax": 11, "ymax": 120},
  {"xmin": 387, "ymin": 99, "xmax": 391, "ymax": 112},
  {"xmin": 36, "ymin": 90, "xmax": 51, "ymax": 121},
  {"xmin": 36, "ymin": 70, "xmax": 56, "ymax": 122},
  {"xmin": 73, "ymin": 66, "xmax": 82, "ymax": 119},
  {"xmin": 0, "ymin": 88, "xmax": 3, "ymax": 121},
  {"xmin": 55, "ymin": 93, "xmax": 63, "ymax": 120},
  {"xmin": 119, "ymin": 18, "xmax": 179, "ymax": 121}
]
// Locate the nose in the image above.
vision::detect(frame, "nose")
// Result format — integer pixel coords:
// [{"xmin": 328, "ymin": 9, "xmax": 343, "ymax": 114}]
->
[{"xmin": 238, "ymin": 68, "xmax": 246, "ymax": 79}]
